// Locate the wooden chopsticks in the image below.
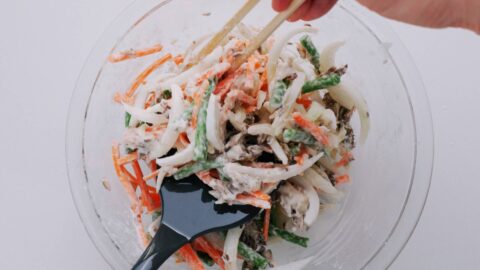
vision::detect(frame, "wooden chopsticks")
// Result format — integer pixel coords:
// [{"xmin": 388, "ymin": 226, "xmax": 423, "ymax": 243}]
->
[{"xmin": 195, "ymin": 0, "xmax": 306, "ymax": 70}]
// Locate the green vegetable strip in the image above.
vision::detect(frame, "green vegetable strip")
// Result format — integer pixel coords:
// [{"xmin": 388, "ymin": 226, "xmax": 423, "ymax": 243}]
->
[
  {"xmin": 181, "ymin": 103, "xmax": 194, "ymax": 122},
  {"xmin": 269, "ymin": 224, "xmax": 309, "ymax": 248},
  {"xmin": 125, "ymin": 112, "xmax": 132, "ymax": 127},
  {"xmin": 196, "ymin": 251, "xmax": 215, "ymax": 267},
  {"xmin": 238, "ymin": 242, "xmax": 269, "ymax": 269},
  {"xmin": 193, "ymin": 79, "xmax": 216, "ymax": 161},
  {"xmin": 173, "ymin": 160, "xmax": 223, "ymax": 180},
  {"xmin": 301, "ymin": 73, "xmax": 341, "ymax": 94},
  {"xmin": 283, "ymin": 128, "xmax": 317, "ymax": 145},
  {"xmin": 270, "ymin": 80, "xmax": 288, "ymax": 109},
  {"xmin": 300, "ymin": 35, "xmax": 320, "ymax": 72}
]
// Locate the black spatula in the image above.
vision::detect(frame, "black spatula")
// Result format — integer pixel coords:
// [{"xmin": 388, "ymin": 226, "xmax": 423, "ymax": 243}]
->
[{"xmin": 132, "ymin": 175, "xmax": 260, "ymax": 270}]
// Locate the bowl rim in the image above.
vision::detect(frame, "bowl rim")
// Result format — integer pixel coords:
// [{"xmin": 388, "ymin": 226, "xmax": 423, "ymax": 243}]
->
[{"xmin": 65, "ymin": 1, "xmax": 434, "ymax": 269}]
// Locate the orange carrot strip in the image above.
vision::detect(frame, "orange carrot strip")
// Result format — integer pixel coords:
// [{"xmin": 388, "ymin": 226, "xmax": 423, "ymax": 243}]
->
[
  {"xmin": 112, "ymin": 144, "xmax": 139, "ymax": 210},
  {"xmin": 335, "ymin": 152, "xmax": 354, "ymax": 168},
  {"xmin": 296, "ymin": 95, "xmax": 312, "ymax": 109},
  {"xmin": 335, "ymin": 174, "xmax": 351, "ymax": 185},
  {"xmin": 235, "ymin": 91, "xmax": 257, "ymax": 106},
  {"xmin": 173, "ymin": 54, "xmax": 184, "ymax": 65},
  {"xmin": 193, "ymin": 237, "xmax": 225, "ymax": 270},
  {"xmin": 149, "ymin": 160, "xmax": 157, "ymax": 172},
  {"xmin": 263, "ymin": 209, "xmax": 271, "ymax": 241},
  {"xmin": 117, "ymin": 152, "xmax": 139, "ymax": 165},
  {"xmin": 143, "ymin": 170, "xmax": 159, "ymax": 181},
  {"xmin": 125, "ymin": 53, "xmax": 172, "ymax": 98},
  {"xmin": 292, "ymin": 112, "xmax": 330, "ymax": 146},
  {"xmin": 135, "ymin": 212, "xmax": 150, "ymax": 248},
  {"xmin": 108, "ymin": 44, "xmax": 163, "ymax": 63},
  {"xmin": 236, "ymin": 191, "xmax": 271, "ymax": 209},
  {"xmin": 178, "ymin": 244, "xmax": 205, "ymax": 270},
  {"xmin": 132, "ymin": 160, "xmax": 156, "ymax": 212},
  {"xmin": 144, "ymin": 92, "xmax": 156, "ymax": 109}
]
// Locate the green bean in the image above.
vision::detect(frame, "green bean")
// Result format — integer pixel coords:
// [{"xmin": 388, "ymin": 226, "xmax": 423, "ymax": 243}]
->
[
  {"xmin": 193, "ymin": 79, "xmax": 216, "ymax": 161},
  {"xmin": 269, "ymin": 224, "xmax": 309, "ymax": 248},
  {"xmin": 301, "ymin": 73, "xmax": 341, "ymax": 94},
  {"xmin": 270, "ymin": 80, "xmax": 288, "ymax": 109},
  {"xmin": 196, "ymin": 251, "xmax": 215, "ymax": 267},
  {"xmin": 300, "ymin": 35, "xmax": 320, "ymax": 72},
  {"xmin": 173, "ymin": 160, "xmax": 223, "ymax": 180},
  {"xmin": 125, "ymin": 112, "xmax": 132, "ymax": 127},
  {"xmin": 238, "ymin": 242, "xmax": 269, "ymax": 269},
  {"xmin": 283, "ymin": 128, "xmax": 317, "ymax": 145}
]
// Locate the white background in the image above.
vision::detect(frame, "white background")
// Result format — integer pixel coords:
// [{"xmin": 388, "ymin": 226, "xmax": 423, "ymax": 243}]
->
[{"xmin": 1, "ymin": 1, "xmax": 479, "ymax": 269}]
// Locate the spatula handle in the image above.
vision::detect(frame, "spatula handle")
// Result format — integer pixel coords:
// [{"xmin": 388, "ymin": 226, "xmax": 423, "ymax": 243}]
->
[{"xmin": 131, "ymin": 223, "xmax": 189, "ymax": 270}]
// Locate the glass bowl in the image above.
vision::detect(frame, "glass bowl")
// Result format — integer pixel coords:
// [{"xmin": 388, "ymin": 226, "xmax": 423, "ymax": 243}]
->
[{"xmin": 66, "ymin": 0, "xmax": 434, "ymax": 269}]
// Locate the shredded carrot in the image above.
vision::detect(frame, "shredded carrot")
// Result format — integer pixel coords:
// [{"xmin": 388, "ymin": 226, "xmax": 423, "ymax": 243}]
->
[
  {"xmin": 112, "ymin": 144, "xmax": 139, "ymax": 211},
  {"xmin": 193, "ymin": 237, "xmax": 225, "ymax": 270},
  {"xmin": 135, "ymin": 212, "xmax": 150, "ymax": 248},
  {"xmin": 108, "ymin": 44, "xmax": 163, "ymax": 63},
  {"xmin": 143, "ymin": 170, "xmax": 159, "ymax": 181},
  {"xmin": 145, "ymin": 125, "xmax": 167, "ymax": 133},
  {"xmin": 236, "ymin": 191, "xmax": 271, "ymax": 209},
  {"xmin": 117, "ymin": 152, "xmax": 139, "ymax": 165},
  {"xmin": 292, "ymin": 112, "xmax": 330, "ymax": 146},
  {"xmin": 294, "ymin": 147, "xmax": 308, "ymax": 165},
  {"xmin": 132, "ymin": 160, "xmax": 156, "ymax": 212},
  {"xmin": 335, "ymin": 174, "xmax": 351, "ymax": 185},
  {"xmin": 244, "ymin": 105, "xmax": 257, "ymax": 113},
  {"xmin": 149, "ymin": 160, "xmax": 157, "ymax": 172},
  {"xmin": 196, "ymin": 171, "xmax": 216, "ymax": 185},
  {"xmin": 263, "ymin": 209, "xmax": 271, "ymax": 241},
  {"xmin": 335, "ymin": 152, "xmax": 354, "ymax": 168},
  {"xmin": 125, "ymin": 53, "xmax": 172, "ymax": 98},
  {"xmin": 173, "ymin": 54, "xmax": 184, "ymax": 65},
  {"xmin": 144, "ymin": 92, "xmax": 156, "ymax": 109},
  {"xmin": 296, "ymin": 95, "xmax": 312, "ymax": 109},
  {"xmin": 178, "ymin": 244, "xmax": 205, "ymax": 270},
  {"xmin": 213, "ymin": 71, "xmax": 238, "ymax": 101},
  {"xmin": 178, "ymin": 132, "xmax": 190, "ymax": 146},
  {"xmin": 260, "ymin": 70, "xmax": 269, "ymax": 92},
  {"xmin": 235, "ymin": 90, "xmax": 257, "ymax": 106},
  {"xmin": 190, "ymin": 87, "xmax": 205, "ymax": 128}
]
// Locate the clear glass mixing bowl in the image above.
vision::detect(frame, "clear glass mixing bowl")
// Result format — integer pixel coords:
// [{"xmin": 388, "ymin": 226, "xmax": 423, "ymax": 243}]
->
[{"xmin": 66, "ymin": 1, "xmax": 434, "ymax": 269}]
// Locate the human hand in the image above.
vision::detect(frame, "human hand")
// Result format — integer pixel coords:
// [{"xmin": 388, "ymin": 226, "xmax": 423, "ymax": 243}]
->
[{"xmin": 272, "ymin": 0, "xmax": 480, "ymax": 33}]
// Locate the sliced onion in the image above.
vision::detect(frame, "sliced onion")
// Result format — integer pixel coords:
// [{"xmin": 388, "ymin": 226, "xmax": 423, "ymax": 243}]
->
[
  {"xmin": 268, "ymin": 137, "xmax": 288, "ymax": 165},
  {"xmin": 148, "ymin": 84, "xmax": 184, "ymax": 159},
  {"xmin": 158, "ymin": 46, "xmax": 223, "ymax": 89},
  {"xmin": 271, "ymin": 73, "xmax": 306, "ymax": 135},
  {"xmin": 319, "ymin": 41, "xmax": 370, "ymax": 143},
  {"xmin": 267, "ymin": 27, "xmax": 318, "ymax": 85},
  {"xmin": 223, "ymin": 152, "xmax": 324, "ymax": 184},
  {"xmin": 206, "ymin": 93, "xmax": 225, "ymax": 151},
  {"xmin": 256, "ymin": 90, "xmax": 267, "ymax": 110},
  {"xmin": 156, "ymin": 143, "xmax": 194, "ymax": 167},
  {"xmin": 155, "ymin": 169, "xmax": 167, "ymax": 193},
  {"xmin": 320, "ymin": 41, "xmax": 345, "ymax": 73},
  {"xmin": 223, "ymin": 226, "xmax": 244, "ymax": 270},
  {"xmin": 147, "ymin": 215, "xmax": 161, "ymax": 237},
  {"xmin": 123, "ymin": 103, "xmax": 168, "ymax": 125},
  {"xmin": 291, "ymin": 177, "xmax": 320, "ymax": 227},
  {"xmin": 227, "ymin": 109, "xmax": 246, "ymax": 132},
  {"xmin": 247, "ymin": 123, "xmax": 273, "ymax": 136}
]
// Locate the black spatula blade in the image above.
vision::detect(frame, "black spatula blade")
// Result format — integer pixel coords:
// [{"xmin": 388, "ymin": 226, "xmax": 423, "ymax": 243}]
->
[{"xmin": 132, "ymin": 175, "xmax": 260, "ymax": 270}]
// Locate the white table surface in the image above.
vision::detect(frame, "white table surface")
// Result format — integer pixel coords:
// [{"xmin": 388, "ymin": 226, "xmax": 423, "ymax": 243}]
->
[{"xmin": 1, "ymin": 1, "xmax": 479, "ymax": 269}]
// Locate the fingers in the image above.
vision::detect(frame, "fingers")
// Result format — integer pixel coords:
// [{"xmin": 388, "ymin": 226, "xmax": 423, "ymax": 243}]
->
[
  {"xmin": 272, "ymin": 0, "xmax": 292, "ymax": 12},
  {"xmin": 302, "ymin": 0, "xmax": 338, "ymax": 21},
  {"xmin": 288, "ymin": 0, "xmax": 313, "ymax": 22},
  {"xmin": 272, "ymin": 0, "xmax": 338, "ymax": 22}
]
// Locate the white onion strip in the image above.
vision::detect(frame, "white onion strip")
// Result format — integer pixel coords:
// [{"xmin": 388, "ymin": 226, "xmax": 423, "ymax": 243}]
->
[
  {"xmin": 148, "ymin": 84, "xmax": 184, "ymax": 159},
  {"xmin": 247, "ymin": 124, "xmax": 273, "ymax": 136},
  {"xmin": 156, "ymin": 143, "xmax": 194, "ymax": 167},
  {"xmin": 292, "ymin": 177, "xmax": 320, "ymax": 227},
  {"xmin": 268, "ymin": 137, "xmax": 288, "ymax": 165},
  {"xmin": 223, "ymin": 226, "xmax": 244, "ymax": 270},
  {"xmin": 206, "ymin": 93, "xmax": 225, "ymax": 151},
  {"xmin": 123, "ymin": 103, "xmax": 168, "ymax": 125},
  {"xmin": 223, "ymin": 153, "xmax": 323, "ymax": 184},
  {"xmin": 267, "ymin": 27, "xmax": 318, "ymax": 85}
]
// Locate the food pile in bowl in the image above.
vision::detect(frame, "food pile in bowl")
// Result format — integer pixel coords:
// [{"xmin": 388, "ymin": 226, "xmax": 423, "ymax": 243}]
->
[{"xmin": 109, "ymin": 23, "xmax": 369, "ymax": 269}]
